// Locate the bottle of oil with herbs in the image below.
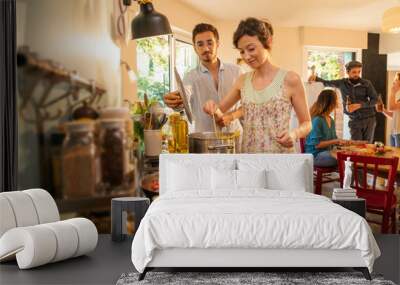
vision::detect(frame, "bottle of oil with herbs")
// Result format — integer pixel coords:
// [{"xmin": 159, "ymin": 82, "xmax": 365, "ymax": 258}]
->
[{"xmin": 168, "ymin": 112, "xmax": 188, "ymax": 153}]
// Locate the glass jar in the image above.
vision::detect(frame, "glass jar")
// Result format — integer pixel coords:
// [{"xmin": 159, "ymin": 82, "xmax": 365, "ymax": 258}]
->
[
  {"xmin": 168, "ymin": 112, "xmax": 188, "ymax": 153},
  {"xmin": 62, "ymin": 121, "xmax": 97, "ymax": 199},
  {"xmin": 99, "ymin": 119, "xmax": 128, "ymax": 191}
]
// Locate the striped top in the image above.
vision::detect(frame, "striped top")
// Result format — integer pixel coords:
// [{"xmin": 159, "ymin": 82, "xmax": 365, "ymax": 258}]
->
[{"xmin": 241, "ymin": 69, "xmax": 295, "ymax": 153}]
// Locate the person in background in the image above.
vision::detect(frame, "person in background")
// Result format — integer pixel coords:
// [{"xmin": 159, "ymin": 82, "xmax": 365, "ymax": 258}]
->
[
  {"xmin": 308, "ymin": 61, "xmax": 379, "ymax": 143},
  {"xmin": 305, "ymin": 89, "xmax": 351, "ymax": 167},
  {"xmin": 388, "ymin": 73, "xmax": 400, "ymax": 147},
  {"xmin": 203, "ymin": 17, "xmax": 311, "ymax": 153},
  {"xmin": 163, "ymin": 23, "xmax": 242, "ymax": 134}
]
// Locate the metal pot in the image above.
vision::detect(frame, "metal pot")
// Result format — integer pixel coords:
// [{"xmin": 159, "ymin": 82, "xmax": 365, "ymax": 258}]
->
[{"xmin": 188, "ymin": 132, "xmax": 236, "ymax": 153}]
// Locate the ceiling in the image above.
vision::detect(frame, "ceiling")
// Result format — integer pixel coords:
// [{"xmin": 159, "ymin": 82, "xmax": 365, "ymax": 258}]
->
[{"xmin": 179, "ymin": 0, "xmax": 400, "ymax": 32}]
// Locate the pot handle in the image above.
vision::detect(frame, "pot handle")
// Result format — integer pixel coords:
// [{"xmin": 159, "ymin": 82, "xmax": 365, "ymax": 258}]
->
[{"xmin": 208, "ymin": 144, "xmax": 234, "ymax": 150}]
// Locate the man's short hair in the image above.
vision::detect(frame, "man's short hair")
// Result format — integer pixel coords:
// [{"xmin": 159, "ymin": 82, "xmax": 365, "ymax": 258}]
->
[
  {"xmin": 345, "ymin": 61, "xmax": 362, "ymax": 72},
  {"xmin": 192, "ymin": 23, "xmax": 219, "ymax": 44}
]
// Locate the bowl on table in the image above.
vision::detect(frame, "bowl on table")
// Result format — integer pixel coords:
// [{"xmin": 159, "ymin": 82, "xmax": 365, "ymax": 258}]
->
[{"xmin": 140, "ymin": 173, "xmax": 159, "ymax": 200}]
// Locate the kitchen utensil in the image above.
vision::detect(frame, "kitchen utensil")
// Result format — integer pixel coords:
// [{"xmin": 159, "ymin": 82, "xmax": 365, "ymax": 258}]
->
[
  {"xmin": 144, "ymin": 130, "xmax": 162, "ymax": 156},
  {"xmin": 157, "ymin": 113, "xmax": 167, "ymax": 128},
  {"xmin": 188, "ymin": 132, "xmax": 237, "ymax": 153},
  {"xmin": 174, "ymin": 67, "xmax": 193, "ymax": 124}
]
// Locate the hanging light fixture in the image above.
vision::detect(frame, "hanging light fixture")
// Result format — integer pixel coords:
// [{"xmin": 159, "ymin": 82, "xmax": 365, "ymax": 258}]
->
[
  {"xmin": 382, "ymin": 6, "xmax": 400, "ymax": 33},
  {"xmin": 123, "ymin": 0, "xmax": 172, "ymax": 40}
]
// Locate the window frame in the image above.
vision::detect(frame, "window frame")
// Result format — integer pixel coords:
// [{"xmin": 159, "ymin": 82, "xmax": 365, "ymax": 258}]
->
[
  {"xmin": 302, "ymin": 45, "xmax": 362, "ymax": 81},
  {"xmin": 135, "ymin": 27, "xmax": 196, "ymax": 97}
]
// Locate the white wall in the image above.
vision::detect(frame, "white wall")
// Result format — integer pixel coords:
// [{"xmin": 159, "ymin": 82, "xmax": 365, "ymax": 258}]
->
[
  {"xmin": 217, "ymin": 21, "xmax": 368, "ymax": 76},
  {"xmin": 17, "ymin": 0, "xmax": 122, "ymax": 189},
  {"xmin": 23, "ymin": 0, "xmax": 121, "ymax": 106}
]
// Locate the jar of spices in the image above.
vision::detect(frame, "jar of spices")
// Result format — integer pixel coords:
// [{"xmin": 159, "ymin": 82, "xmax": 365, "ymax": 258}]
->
[
  {"xmin": 62, "ymin": 121, "xmax": 97, "ymax": 199},
  {"xmin": 99, "ymin": 119, "xmax": 128, "ymax": 192}
]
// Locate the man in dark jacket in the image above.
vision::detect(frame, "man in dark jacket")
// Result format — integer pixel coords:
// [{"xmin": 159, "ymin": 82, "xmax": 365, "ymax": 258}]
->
[{"xmin": 308, "ymin": 61, "xmax": 378, "ymax": 142}]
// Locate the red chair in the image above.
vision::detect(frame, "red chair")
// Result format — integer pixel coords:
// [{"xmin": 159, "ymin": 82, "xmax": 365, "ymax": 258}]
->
[
  {"xmin": 337, "ymin": 152, "xmax": 399, "ymax": 234},
  {"xmin": 299, "ymin": 138, "xmax": 339, "ymax": 195}
]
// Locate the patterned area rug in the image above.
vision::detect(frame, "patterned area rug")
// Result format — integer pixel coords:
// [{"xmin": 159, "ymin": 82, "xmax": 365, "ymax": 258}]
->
[{"xmin": 116, "ymin": 271, "xmax": 395, "ymax": 285}]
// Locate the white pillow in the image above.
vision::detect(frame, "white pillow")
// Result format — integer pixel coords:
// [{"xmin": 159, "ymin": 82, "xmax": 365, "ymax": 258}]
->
[
  {"xmin": 266, "ymin": 167, "xmax": 306, "ymax": 191},
  {"xmin": 238, "ymin": 159, "xmax": 308, "ymax": 191},
  {"xmin": 212, "ymin": 168, "xmax": 237, "ymax": 190},
  {"xmin": 167, "ymin": 162, "xmax": 212, "ymax": 191},
  {"xmin": 236, "ymin": 169, "xmax": 267, "ymax": 189}
]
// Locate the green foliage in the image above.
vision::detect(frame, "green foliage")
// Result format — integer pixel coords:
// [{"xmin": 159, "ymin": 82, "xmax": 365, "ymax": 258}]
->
[
  {"xmin": 308, "ymin": 51, "xmax": 343, "ymax": 80},
  {"xmin": 136, "ymin": 36, "xmax": 170, "ymax": 102},
  {"xmin": 137, "ymin": 77, "xmax": 169, "ymax": 102},
  {"xmin": 136, "ymin": 37, "xmax": 169, "ymax": 68}
]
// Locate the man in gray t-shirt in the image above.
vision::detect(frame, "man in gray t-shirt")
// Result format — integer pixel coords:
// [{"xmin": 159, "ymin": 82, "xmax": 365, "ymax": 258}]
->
[{"xmin": 164, "ymin": 23, "xmax": 242, "ymax": 134}]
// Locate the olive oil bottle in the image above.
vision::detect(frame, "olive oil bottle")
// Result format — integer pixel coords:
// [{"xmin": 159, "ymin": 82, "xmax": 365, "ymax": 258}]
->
[{"xmin": 168, "ymin": 112, "xmax": 188, "ymax": 153}]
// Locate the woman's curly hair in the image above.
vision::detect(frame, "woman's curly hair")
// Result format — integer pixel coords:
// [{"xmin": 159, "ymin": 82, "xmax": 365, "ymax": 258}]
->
[{"xmin": 233, "ymin": 17, "xmax": 273, "ymax": 50}]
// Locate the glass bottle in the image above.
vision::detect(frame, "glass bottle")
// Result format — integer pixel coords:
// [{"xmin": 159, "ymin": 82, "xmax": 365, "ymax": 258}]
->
[
  {"xmin": 170, "ymin": 112, "xmax": 188, "ymax": 153},
  {"xmin": 62, "ymin": 121, "xmax": 97, "ymax": 199},
  {"xmin": 345, "ymin": 96, "xmax": 352, "ymax": 113},
  {"xmin": 376, "ymin": 94, "xmax": 384, "ymax": 112},
  {"xmin": 99, "ymin": 119, "xmax": 128, "ymax": 192}
]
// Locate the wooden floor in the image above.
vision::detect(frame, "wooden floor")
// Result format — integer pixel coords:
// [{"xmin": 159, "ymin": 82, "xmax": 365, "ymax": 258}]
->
[{"xmin": 0, "ymin": 235, "xmax": 399, "ymax": 285}]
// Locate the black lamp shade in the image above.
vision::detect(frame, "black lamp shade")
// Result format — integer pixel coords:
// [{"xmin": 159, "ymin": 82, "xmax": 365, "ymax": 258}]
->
[{"xmin": 132, "ymin": 3, "xmax": 172, "ymax": 40}]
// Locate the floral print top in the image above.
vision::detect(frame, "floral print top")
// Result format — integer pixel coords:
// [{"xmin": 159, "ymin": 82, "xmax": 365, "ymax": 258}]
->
[{"xmin": 241, "ymin": 69, "xmax": 295, "ymax": 153}]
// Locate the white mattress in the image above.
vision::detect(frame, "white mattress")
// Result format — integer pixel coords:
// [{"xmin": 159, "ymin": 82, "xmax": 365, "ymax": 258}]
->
[{"xmin": 131, "ymin": 190, "xmax": 380, "ymax": 273}]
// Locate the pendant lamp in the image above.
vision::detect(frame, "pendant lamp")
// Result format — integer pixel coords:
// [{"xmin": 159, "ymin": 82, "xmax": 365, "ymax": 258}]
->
[
  {"xmin": 124, "ymin": 0, "xmax": 172, "ymax": 40},
  {"xmin": 382, "ymin": 6, "xmax": 400, "ymax": 33}
]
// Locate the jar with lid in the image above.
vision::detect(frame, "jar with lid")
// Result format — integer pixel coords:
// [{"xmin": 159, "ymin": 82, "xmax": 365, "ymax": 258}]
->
[
  {"xmin": 169, "ymin": 111, "xmax": 188, "ymax": 153},
  {"xmin": 99, "ymin": 119, "xmax": 129, "ymax": 191},
  {"xmin": 62, "ymin": 121, "xmax": 97, "ymax": 199}
]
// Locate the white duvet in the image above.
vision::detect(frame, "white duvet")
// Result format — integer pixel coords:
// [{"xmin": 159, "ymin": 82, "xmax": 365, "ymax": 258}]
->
[{"xmin": 131, "ymin": 190, "xmax": 380, "ymax": 273}]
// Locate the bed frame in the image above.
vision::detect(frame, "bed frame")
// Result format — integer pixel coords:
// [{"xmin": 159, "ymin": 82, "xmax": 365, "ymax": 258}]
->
[
  {"xmin": 139, "ymin": 248, "xmax": 371, "ymax": 280},
  {"xmin": 137, "ymin": 154, "xmax": 372, "ymax": 281}
]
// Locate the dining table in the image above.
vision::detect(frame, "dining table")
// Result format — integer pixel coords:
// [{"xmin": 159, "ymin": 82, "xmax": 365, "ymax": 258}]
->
[{"xmin": 331, "ymin": 144, "xmax": 400, "ymax": 182}]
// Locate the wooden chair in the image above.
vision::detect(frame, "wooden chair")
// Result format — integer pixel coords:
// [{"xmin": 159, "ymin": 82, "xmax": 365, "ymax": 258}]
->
[
  {"xmin": 337, "ymin": 152, "xmax": 399, "ymax": 234},
  {"xmin": 299, "ymin": 138, "xmax": 339, "ymax": 195}
]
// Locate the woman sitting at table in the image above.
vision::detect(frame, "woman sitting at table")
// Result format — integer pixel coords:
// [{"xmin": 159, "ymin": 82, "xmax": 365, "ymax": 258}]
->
[{"xmin": 305, "ymin": 89, "xmax": 351, "ymax": 167}]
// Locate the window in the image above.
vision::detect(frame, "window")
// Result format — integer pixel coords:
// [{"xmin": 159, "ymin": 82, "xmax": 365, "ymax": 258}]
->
[
  {"xmin": 136, "ymin": 35, "xmax": 171, "ymax": 102},
  {"xmin": 175, "ymin": 39, "xmax": 198, "ymax": 79},
  {"xmin": 307, "ymin": 49, "xmax": 355, "ymax": 80},
  {"xmin": 136, "ymin": 35, "xmax": 198, "ymax": 102}
]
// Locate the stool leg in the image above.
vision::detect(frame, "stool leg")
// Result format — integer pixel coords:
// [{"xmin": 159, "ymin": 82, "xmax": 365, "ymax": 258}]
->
[
  {"xmin": 111, "ymin": 203, "xmax": 123, "ymax": 242},
  {"xmin": 391, "ymin": 210, "xmax": 396, "ymax": 234},
  {"xmin": 315, "ymin": 170, "xmax": 323, "ymax": 195}
]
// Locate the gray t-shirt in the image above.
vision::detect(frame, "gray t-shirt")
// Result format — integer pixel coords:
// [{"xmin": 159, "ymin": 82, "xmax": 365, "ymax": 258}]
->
[{"xmin": 182, "ymin": 61, "xmax": 242, "ymax": 133}]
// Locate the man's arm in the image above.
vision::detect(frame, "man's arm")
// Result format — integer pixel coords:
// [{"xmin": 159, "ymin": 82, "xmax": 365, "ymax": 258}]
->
[
  {"xmin": 360, "ymin": 81, "xmax": 378, "ymax": 109},
  {"xmin": 314, "ymin": 76, "xmax": 344, "ymax": 88},
  {"xmin": 163, "ymin": 73, "xmax": 193, "ymax": 111}
]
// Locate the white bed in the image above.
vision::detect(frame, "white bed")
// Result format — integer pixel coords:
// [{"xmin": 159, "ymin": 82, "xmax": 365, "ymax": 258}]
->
[{"xmin": 131, "ymin": 154, "xmax": 380, "ymax": 281}]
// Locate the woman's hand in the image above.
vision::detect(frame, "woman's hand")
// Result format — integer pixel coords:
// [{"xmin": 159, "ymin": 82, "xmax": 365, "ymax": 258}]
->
[
  {"xmin": 217, "ymin": 113, "xmax": 234, "ymax": 127},
  {"xmin": 276, "ymin": 131, "xmax": 294, "ymax": 148},
  {"xmin": 203, "ymin": 100, "xmax": 218, "ymax": 116}
]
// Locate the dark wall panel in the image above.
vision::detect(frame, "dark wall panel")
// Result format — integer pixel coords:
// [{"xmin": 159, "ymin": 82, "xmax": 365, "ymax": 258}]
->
[
  {"xmin": 362, "ymin": 33, "xmax": 387, "ymax": 143},
  {"xmin": 0, "ymin": 0, "xmax": 17, "ymax": 192}
]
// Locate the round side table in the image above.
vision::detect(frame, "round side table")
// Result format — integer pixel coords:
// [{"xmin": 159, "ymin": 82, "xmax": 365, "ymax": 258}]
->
[{"xmin": 111, "ymin": 197, "xmax": 150, "ymax": 242}]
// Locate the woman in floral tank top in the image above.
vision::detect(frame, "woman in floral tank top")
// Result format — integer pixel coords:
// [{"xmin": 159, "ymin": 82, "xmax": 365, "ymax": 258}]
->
[{"xmin": 203, "ymin": 17, "xmax": 311, "ymax": 153}]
